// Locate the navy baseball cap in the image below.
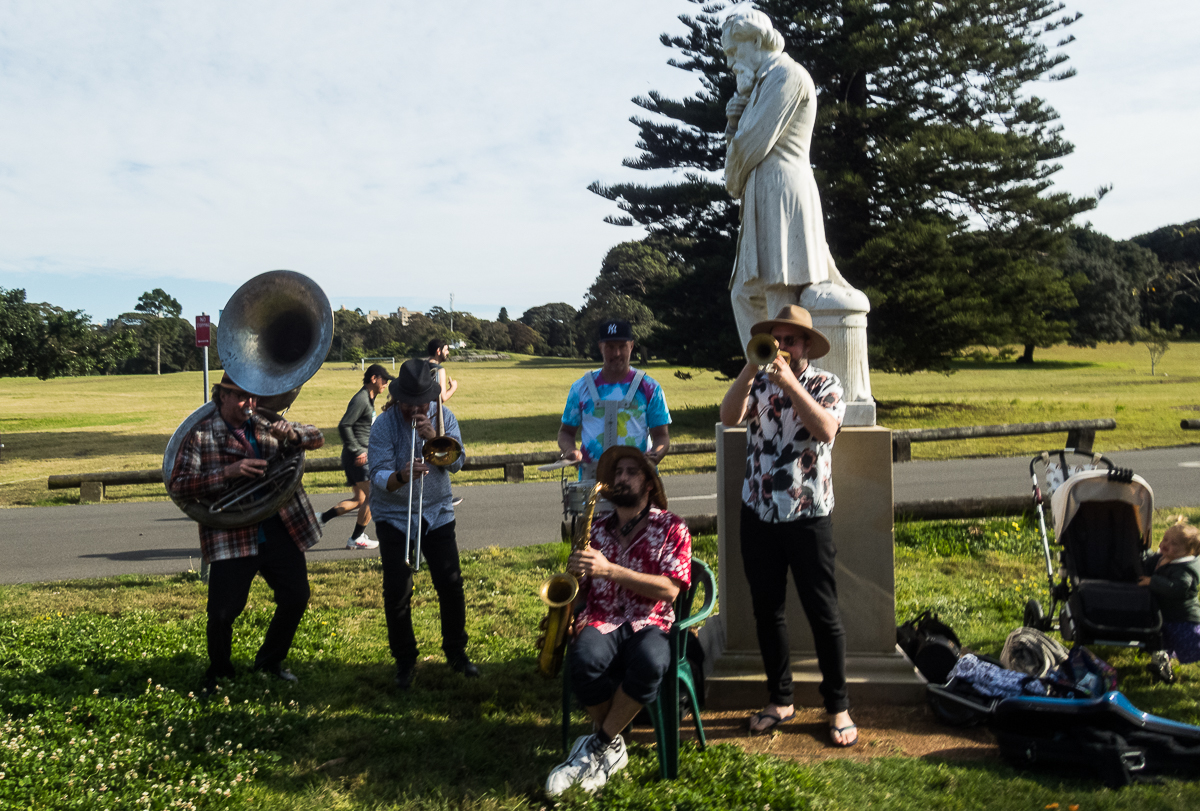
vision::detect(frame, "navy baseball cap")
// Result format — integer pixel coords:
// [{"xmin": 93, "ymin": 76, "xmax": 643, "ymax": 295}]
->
[{"xmin": 597, "ymin": 319, "xmax": 634, "ymax": 342}]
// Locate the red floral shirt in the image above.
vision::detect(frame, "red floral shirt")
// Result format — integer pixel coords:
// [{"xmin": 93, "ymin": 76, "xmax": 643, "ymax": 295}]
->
[{"xmin": 577, "ymin": 508, "xmax": 692, "ymax": 635}]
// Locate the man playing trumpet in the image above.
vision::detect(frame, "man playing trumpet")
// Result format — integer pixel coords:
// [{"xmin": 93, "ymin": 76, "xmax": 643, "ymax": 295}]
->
[
  {"xmin": 369, "ymin": 358, "xmax": 475, "ymax": 689},
  {"xmin": 720, "ymin": 305, "xmax": 856, "ymax": 746},
  {"xmin": 545, "ymin": 446, "xmax": 692, "ymax": 796},
  {"xmin": 168, "ymin": 373, "xmax": 325, "ymax": 691}
]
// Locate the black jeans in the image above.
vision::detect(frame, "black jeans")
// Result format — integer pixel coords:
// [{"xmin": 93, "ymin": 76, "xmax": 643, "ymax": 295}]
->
[
  {"xmin": 206, "ymin": 516, "xmax": 310, "ymax": 679},
  {"xmin": 569, "ymin": 624, "xmax": 671, "ymax": 707},
  {"xmin": 740, "ymin": 506, "xmax": 848, "ymax": 713},
  {"xmin": 376, "ymin": 519, "xmax": 468, "ymax": 668}
]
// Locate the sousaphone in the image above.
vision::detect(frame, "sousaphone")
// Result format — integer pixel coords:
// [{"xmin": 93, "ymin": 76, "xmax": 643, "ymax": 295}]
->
[{"xmin": 162, "ymin": 270, "xmax": 334, "ymax": 529}]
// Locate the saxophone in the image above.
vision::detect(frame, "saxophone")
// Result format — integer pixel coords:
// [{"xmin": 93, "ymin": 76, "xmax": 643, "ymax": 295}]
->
[{"xmin": 535, "ymin": 482, "xmax": 606, "ymax": 678}]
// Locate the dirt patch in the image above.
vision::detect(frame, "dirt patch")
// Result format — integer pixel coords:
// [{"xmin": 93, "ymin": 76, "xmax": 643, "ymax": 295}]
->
[{"xmin": 629, "ymin": 704, "xmax": 998, "ymax": 764}]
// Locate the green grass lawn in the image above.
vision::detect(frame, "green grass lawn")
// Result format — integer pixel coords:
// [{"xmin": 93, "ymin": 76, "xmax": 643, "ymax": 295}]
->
[
  {"xmin": 2, "ymin": 514, "xmax": 1200, "ymax": 810},
  {"xmin": 1, "ymin": 342, "xmax": 1198, "ymax": 508}
]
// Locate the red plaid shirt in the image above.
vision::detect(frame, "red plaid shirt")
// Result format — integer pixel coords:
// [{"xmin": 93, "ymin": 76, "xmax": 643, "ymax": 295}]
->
[
  {"xmin": 168, "ymin": 415, "xmax": 324, "ymax": 563},
  {"xmin": 577, "ymin": 508, "xmax": 692, "ymax": 635}
]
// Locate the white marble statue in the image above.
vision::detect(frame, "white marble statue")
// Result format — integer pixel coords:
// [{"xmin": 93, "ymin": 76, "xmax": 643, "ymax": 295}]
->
[{"xmin": 722, "ymin": 8, "xmax": 874, "ymax": 426}]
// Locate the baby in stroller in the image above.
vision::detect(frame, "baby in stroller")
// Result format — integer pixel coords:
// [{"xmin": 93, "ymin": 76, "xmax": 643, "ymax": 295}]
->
[{"xmin": 1140, "ymin": 518, "xmax": 1200, "ymax": 682}]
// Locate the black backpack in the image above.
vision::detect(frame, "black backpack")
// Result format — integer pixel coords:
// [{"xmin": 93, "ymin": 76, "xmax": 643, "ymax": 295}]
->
[{"xmin": 897, "ymin": 611, "xmax": 962, "ymax": 684}]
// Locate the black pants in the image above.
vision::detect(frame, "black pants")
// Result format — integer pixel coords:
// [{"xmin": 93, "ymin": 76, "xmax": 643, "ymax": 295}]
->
[
  {"xmin": 740, "ymin": 506, "xmax": 848, "ymax": 713},
  {"xmin": 570, "ymin": 624, "xmax": 671, "ymax": 707},
  {"xmin": 376, "ymin": 519, "xmax": 468, "ymax": 668},
  {"xmin": 206, "ymin": 516, "xmax": 310, "ymax": 679}
]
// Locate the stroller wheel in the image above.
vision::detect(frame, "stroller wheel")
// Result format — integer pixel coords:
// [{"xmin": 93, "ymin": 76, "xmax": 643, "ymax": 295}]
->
[
  {"xmin": 1059, "ymin": 607, "xmax": 1074, "ymax": 643},
  {"xmin": 1023, "ymin": 599, "xmax": 1045, "ymax": 630}
]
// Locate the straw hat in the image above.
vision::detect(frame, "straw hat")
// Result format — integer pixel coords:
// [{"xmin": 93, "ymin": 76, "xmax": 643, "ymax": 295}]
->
[
  {"xmin": 749, "ymin": 305, "xmax": 831, "ymax": 360},
  {"xmin": 214, "ymin": 372, "xmax": 253, "ymax": 395},
  {"xmin": 595, "ymin": 446, "xmax": 668, "ymax": 510}
]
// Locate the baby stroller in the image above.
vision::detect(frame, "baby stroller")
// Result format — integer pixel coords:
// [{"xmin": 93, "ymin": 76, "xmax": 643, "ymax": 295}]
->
[{"xmin": 1022, "ymin": 450, "xmax": 1162, "ymax": 650}]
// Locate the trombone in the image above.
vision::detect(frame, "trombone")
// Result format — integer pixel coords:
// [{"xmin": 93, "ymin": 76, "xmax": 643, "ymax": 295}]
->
[{"xmin": 406, "ymin": 394, "xmax": 464, "ymax": 570}]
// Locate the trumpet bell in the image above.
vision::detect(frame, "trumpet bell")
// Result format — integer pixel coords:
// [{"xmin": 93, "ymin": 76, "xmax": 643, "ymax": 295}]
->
[{"xmin": 747, "ymin": 333, "xmax": 779, "ymax": 366}]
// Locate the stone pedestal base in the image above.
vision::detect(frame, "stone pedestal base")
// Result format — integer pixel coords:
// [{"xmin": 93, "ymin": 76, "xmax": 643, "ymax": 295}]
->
[
  {"xmin": 702, "ymin": 423, "xmax": 923, "ymax": 707},
  {"xmin": 701, "ymin": 651, "xmax": 926, "ymax": 709}
]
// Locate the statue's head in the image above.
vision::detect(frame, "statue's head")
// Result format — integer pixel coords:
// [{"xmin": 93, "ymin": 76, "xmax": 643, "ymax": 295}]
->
[
  {"xmin": 720, "ymin": 9, "xmax": 785, "ymax": 56},
  {"xmin": 720, "ymin": 9, "xmax": 784, "ymax": 91}
]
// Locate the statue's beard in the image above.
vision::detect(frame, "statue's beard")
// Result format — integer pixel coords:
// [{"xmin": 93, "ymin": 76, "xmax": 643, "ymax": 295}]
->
[{"xmin": 734, "ymin": 65, "xmax": 756, "ymax": 95}]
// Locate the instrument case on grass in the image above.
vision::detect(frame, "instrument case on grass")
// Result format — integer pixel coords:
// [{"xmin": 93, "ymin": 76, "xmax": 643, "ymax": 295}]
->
[{"xmin": 988, "ymin": 691, "xmax": 1200, "ymax": 786}]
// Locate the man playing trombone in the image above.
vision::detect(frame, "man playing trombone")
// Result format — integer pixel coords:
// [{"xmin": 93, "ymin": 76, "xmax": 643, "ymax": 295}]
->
[
  {"xmin": 168, "ymin": 373, "xmax": 325, "ymax": 692},
  {"xmin": 369, "ymin": 358, "xmax": 476, "ymax": 689}
]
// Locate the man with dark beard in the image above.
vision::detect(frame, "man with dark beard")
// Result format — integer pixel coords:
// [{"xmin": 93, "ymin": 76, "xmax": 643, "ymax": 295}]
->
[
  {"xmin": 719, "ymin": 305, "xmax": 856, "ymax": 747},
  {"xmin": 544, "ymin": 446, "xmax": 692, "ymax": 796}
]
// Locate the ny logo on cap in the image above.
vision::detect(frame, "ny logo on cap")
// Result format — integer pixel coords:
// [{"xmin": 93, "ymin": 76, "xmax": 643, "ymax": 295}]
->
[{"xmin": 608, "ymin": 324, "xmax": 618, "ymax": 335}]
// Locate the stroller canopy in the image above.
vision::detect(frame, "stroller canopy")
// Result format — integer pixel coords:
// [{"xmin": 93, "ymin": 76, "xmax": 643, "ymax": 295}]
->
[{"xmin": 1050, "ymin": 469, "xmax": 1154, "ymax": 544}]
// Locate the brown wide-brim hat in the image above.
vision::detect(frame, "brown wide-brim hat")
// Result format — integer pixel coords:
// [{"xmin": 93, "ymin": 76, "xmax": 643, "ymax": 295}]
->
[
  {"xmin": 595, "ymin": 446, "xmax": 668, "ymax": 510},
  {"xmin": 388, "ymin": 358, "xmax": 440, "ymax": 405},
  {"xmin": 214, "ymin": 372, "xmax": 253, "ymax": 396},
  {"xmin": 749, "ymin": 305, "xmax": 831, "ymax": 360}
]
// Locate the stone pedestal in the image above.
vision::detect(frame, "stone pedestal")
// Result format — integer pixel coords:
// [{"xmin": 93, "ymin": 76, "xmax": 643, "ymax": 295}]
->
[
  {"xmin": 80, "ymin": 481, "xmax": 105, "ymax": 503},
  {"xmin": 802, "ymin": 281, "xmax": 875, "ymax": 427},
  {"xmin": 700, "ymin": 424, "xmax": 924, "ymax": 708}
]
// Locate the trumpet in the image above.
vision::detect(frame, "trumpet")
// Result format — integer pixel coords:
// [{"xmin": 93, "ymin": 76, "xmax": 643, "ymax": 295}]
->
[
  {"xmin": 746, "ymin": 332, "xmax": 791, "ymax": 370},
  {"xmin": 406, "ymin": 395, "xmax": 464, "ymax": 570},
  {"xmin": 535, "ymin": 482, "xmax": 606, "ymax": 678}
]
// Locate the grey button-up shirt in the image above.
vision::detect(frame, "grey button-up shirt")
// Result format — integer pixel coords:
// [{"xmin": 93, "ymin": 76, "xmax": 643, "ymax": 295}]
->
[{"xmin": 368, "ymin": 402, "xmax": 464, "ymax": 533}]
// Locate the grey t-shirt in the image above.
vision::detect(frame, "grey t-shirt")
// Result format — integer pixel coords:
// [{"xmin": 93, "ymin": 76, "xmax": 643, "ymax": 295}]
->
[{"xmin": 338, "ymin": 387, "xmax": 376, "ymax": 457}]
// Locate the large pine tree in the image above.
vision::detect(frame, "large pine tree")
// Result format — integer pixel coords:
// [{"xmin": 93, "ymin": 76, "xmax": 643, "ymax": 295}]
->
[{"xmin": 590, "ymin": 0, "xmax": 1096, "ymax": 375}]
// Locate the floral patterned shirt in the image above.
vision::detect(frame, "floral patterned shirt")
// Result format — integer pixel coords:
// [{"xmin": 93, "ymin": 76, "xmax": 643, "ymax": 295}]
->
[
  {"xmin": 742, "ymin": 363, "xmax": 845, "ymax": 522},
  {"xmin": 577, "ymin": 508, "xmax": 692, "ymax": 635}
]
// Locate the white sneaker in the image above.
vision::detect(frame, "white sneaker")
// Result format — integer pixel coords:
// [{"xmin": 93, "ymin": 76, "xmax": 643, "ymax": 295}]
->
[
  {"xmin": 545, "ymin": 733, "xmax": 626, "ymax": 796},
  {"xmin": 346, "ymin": 534, "xmax": 379, "ymax": 550}
]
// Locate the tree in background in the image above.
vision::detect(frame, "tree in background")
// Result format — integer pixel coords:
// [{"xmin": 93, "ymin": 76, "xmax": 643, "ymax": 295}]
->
[
  {"xmin": 1056, "ymin": 228, "xmax": 1159, "ymax": 349},
  {"xmin": 577, "ymin": 242, "xmax": 679, "ymax": 360},
  {"xmin": 506, "ymin": 321, "xmax": 543, "ymax": 354},
  {"xmin": 1131, "ymin": 322, "xmax": 1182, "ymax": 376},
  {"xmin": 1133, "ymin": 219, "xmax": 1200, "ymax": 336},
  {"xmin": 132, "ymin": 288, "xmax": 187, "ymax": 375},
  {"xmin": 520, "ymin": 303, "xmax": 579, "ymax": 357},
  {"xmin": 0, "ymin": 287, "xmax": 136, "ymax": 378},
  {"xmin": 590, "ymin": 0, "xmax": 1094, "ymax": 375},
  {"xmin": 497, "ymin": 307, "xmax": 511, "ymax": 323}
]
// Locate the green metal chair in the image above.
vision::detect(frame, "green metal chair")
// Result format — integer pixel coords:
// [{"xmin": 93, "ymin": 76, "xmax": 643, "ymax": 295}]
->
[{"xmin": 560, "ymin": 558, "xmax": 717, "ymax": 780}]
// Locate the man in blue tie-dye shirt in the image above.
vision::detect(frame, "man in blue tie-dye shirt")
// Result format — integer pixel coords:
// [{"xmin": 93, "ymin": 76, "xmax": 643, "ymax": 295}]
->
[{"xmin": 557, "ymin": 319, "xmax": 671, "ymax": 481}]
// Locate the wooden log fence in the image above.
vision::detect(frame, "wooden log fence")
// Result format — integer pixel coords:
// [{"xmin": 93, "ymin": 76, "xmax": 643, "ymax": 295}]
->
[
  {"xmin": 891, "ymin": 418, "xmax": 1116, "ymax": 462},
  {"xmin": 1183, "ymin": 419, "xmax": 1200, "ymax": 430}
]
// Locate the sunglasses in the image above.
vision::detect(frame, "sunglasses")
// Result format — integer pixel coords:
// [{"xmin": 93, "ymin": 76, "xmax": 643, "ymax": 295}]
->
[{"xmin": 770, "ymin": 333, "xmax": 804, "ymax": 347}]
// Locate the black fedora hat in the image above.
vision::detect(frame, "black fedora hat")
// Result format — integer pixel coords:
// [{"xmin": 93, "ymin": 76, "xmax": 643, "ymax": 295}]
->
[{"xmin": 388, "ymin": 358, "xmax": 440, "ymax": 405}]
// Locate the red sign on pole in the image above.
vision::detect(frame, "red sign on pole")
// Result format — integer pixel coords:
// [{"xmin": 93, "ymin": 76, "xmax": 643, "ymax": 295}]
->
[{"xmin": 195, "ymin": 315, "xmax": 211, "ymax": 347}]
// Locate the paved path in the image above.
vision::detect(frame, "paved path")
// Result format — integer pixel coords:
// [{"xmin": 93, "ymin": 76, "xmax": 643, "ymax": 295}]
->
[{"xmin": 3, "ymin": 446, "xmax": 1198, "ymax": 585}]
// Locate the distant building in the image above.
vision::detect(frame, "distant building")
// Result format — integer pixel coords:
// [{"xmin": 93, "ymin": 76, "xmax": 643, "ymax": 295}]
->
[
  {"xmin": 366, "ymin": 309, "xmax": 383, "ymax": 324},
  {"xmin": 395, "ymin": 307, "xmax": 419, "ymax": 326}
]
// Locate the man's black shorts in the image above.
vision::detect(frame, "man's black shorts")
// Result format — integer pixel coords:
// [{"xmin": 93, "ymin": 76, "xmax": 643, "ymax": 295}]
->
[{"xmin": 341, "ymin": 449, "xmax": 369, "ymax": 486}]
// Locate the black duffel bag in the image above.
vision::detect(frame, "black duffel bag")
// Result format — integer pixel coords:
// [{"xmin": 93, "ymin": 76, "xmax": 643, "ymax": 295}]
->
[{"xmin": 898, "ymin": 610, "xmax": 962, "ymax": 684}]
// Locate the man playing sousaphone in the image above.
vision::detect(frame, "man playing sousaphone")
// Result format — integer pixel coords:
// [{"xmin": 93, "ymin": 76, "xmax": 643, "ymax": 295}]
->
[
  {"xmin": 544, "ymin": 446, "xmax": 692, "ymax": 796},
  {"xmin": 168, "ymin": 373, "xmax": 325, "ymax": 692}
]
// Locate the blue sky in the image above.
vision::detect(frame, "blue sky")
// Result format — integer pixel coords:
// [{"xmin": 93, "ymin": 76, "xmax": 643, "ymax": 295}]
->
[{"xmin": 1, "ymin": 0, "xmax": 1196, "ymax": 326}]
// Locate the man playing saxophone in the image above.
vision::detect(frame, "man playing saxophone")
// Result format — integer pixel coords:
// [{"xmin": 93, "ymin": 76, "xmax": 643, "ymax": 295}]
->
[
  {"xmin": 168, "ymin": 373, "xmax": 325, "ymax": 692},
  {"xmin": 545, "ymin": 446, "xmax": 692, "ymax": 796}
]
